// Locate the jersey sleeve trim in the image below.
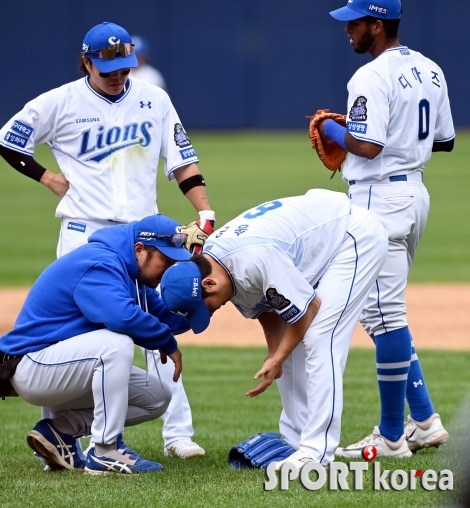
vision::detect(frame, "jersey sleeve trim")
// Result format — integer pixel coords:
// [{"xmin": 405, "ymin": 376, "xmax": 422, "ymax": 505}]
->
[
  {"xmin": 282, "ymin": 291, "xmax": 316, "ymax": 324},
  {"xmin": 0, "ymin": 140, "xmax": 33, "ymax": 156},
  {"xmin": 349, "ymin": 134, "xmax": 385, "ymax": 147},
  {"xmin": 434, "ymin": 134, "xmax": 456, "ymax": 142}
]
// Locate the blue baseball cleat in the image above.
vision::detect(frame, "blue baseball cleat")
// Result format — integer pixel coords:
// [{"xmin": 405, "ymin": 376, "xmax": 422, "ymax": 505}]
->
[
  {"xmin": 27, "ymin": 418, "xmax": 86, "ymax": 470},
  {"xmin": 84, "ymin": 443, "xmax": 164, "ymax": 475}
]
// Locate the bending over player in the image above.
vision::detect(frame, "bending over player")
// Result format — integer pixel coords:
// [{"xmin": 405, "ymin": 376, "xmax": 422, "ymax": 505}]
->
[
  {"xmin": 318, "ymin": 0, "xmax": 455, "ymax": 457},
  {"xmin": 159, "ymin": 189, "xmax": 388, "ymax": 469},
  {"xmin": 0, "ymin": 215, "xmax": 199, "ymax": 474}
]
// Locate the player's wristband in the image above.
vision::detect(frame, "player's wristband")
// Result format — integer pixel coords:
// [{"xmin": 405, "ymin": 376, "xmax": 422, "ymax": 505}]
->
[
  {"xmin": 178, "ymin": 174, "xmax": 206, "ymax": 195},
  {"xmin": 323, "ymin": 119, "xmax": 348, "ymax": 150},
  {"xmin": 198, "ymin": 210, "xmax": 215, "ymax": 222}
]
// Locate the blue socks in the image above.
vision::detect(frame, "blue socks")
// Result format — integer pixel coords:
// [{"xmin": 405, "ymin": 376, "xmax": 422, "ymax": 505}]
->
[
  {"xmin": 375, "ymin": 329, "xmax": 411, "ymax": 442},
  {"xmin": 406, "ymin": 335, "xmax": 435, "ymax": 422},
  {"xmin": 374, "ymin": 327, "xmax": 435, "ymax": 442}
]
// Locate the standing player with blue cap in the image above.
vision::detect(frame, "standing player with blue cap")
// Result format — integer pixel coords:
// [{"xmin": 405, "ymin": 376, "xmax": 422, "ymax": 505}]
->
[
  {"xmin": 0, "ymin": 21, "xmax": 213, "ymax": 460},
  {"xmin": 317, "ymin": 0, "xmax": 455, "ymax": 458}
]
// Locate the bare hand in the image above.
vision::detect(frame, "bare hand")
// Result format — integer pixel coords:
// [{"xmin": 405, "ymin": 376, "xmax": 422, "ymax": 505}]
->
[
  {"xmin": 246, "ymin": 357, "xmax": 281, "ymax": 398},
  {"xmin": 264, "ymin": 353, "xmax": 283, "ymax": 379},
  {"xmin": 40, "ymin": 170, "xmax": 70, "ymax": 198},
  {"xmin": 167, "ymin": 348, "xmax": 183, "ymax": 382}
]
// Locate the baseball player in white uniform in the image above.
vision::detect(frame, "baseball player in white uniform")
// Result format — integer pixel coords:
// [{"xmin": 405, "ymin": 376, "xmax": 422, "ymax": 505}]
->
[
  {"xmin": 159, "ymin": 189, "xmax": 389, "ymax": 469},
  {"xmin": 319, "ymin": 0, "xmax": 455, "ymax": 457},
  {"xmin": 0, "ymin": 21, "xmax": 213, "ymax": 459}
]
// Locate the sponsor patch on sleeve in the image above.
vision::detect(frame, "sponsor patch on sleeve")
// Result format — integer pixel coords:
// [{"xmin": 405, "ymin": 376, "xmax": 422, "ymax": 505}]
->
[
  {"xmin": 280, "ymin": 305, "xmax": 301, "ymax": 322},
  {"xmin": 179, "ymin": 147, "xmax": 197, "ymax": 160},
  {"xmin": 265, "ymin": 288, "xmax": 291, "ymax": 311},
  {"xmin": 4, "ymin": 131, "xmax": 29, "ymax": 149},
  {"xmin": 11, "ymin": 120, "xmax": 34, "ymax": 139},
  {"xmin": 347, "ymin": 121, "xmax": 368, "ymax": 134}
]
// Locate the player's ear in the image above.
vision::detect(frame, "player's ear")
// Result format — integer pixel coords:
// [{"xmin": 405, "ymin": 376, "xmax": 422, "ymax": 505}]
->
[
  {"xmin": 201, "ymin": 277, "xmax": 217, "ymax": 293},
  {"xmin": 82, "ymin": 55, "xmax": 92, "ymax": 73},
  {"xmin": 134, "ymin": 242, "xmax": 146, "ymax": 258}
]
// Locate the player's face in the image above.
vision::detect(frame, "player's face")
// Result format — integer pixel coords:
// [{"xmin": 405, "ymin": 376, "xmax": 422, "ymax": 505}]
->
[
  {"xmin": 201, "ymin": 277, "xmax": 233, "ymax": 315},
  {"xmin": 136, "ymin": 246, "xmax": 175, "ymax": 288},
  {"xmin": 83, "ymin": 57, "xmax": 129, "ymax": 95},
  {"xmin": 345, "ymin": 19, "xmax": 376, "ymax": 54}
]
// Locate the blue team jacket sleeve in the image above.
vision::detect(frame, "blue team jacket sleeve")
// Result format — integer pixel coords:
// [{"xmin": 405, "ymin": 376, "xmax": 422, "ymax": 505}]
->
[
  {"xmin": 146, "ymin": 288, "xmax": 191, "ymax": 335},
  {"xmin": 73, "ymin": 263, "xmax": 178, "ymax": 355}
]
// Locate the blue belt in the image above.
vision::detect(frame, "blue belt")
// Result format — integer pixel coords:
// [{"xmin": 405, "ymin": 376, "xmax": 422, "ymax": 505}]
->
[{"xmin": 349, "ymin": 175, "xmax": 408, "ymax": 186}]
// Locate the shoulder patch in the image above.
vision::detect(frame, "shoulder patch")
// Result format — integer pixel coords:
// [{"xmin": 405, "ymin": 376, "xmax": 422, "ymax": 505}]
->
[
  {"xmin": 174, "ymin": 123, "xmax": 191, "ymax": 148},
  {"xmin": 349, "ymin": 96, "xmax": 368, "ymax": 122},
  {"xmin": 265, "ymin": 288, "xmax": 291, "ymax": 311}
]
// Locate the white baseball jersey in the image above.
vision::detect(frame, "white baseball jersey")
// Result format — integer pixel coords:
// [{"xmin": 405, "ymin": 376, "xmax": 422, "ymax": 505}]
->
[
  {"xmin": 203, "ymin": 189, "xmax": 351, "ymax": 323},
  {"xmin": 0, "ymin": 76, "xmax": 198, "ymax": 222},
  {"xmin": 342, "ymin": 46, "xmax": 455, "ymax": 182}
]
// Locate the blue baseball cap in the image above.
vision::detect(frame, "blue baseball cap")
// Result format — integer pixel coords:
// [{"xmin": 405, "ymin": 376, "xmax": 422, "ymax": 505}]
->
[
  {"xmin": 82, "ymin": 22, "xmax": 138, "ymax": 73},
  {"xmin": 160, "ymin": 262, "xmax": 211, "ymax": 334},
  {"xmin": 130, "ymin": 35, "xmax": 149, "ymax": 55},
  {"xmin": 134, "ymin": 215, "xmax": 191, "ymax": 262},
  {"xmin": 330, "ymin": 0, "xmax": 402, "ymax": 21}
]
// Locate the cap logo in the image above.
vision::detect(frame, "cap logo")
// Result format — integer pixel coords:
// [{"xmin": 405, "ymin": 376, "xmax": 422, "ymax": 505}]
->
[
  {"xmin": 82, "ymin": 43, "xmax": 89, "ymax": 52},
  {"xmin": 192, "ymin": 278, "xmax": 199, "ymax": 298},
  {"xmin": 108, "ymin": 36, "xmax": 120, "ymax": 45},
  {"xmin": 368, "ymin": 4, "xmax": 388, "ymax": 15}
]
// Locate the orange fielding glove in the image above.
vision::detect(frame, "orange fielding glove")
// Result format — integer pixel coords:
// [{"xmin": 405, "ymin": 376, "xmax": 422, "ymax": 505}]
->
[{"xmin": 307, "ymin": 109, "xmax": 348, "ymax": 172}]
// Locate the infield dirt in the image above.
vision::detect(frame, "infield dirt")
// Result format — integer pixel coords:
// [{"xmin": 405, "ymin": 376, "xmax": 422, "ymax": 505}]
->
[{"xmin": 1, "ymin": 284, "xmax": 469, "ymax": 349}]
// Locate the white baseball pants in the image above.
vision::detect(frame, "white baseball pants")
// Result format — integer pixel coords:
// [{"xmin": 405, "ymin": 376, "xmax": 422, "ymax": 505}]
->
[
  {"xmin": 276, "ymin": 205, "xmax": 388, "ymax": 466},
  {"xmin": 13, "ymin": 330, "xmax": 171, "ymax": 444},
  {"xmin": 348, "ymin": 174, "xmax": 430, "ymax": 336},
  {"xmin": 44, "ymin": 217, "xmax": 196, "ymax": 446}
]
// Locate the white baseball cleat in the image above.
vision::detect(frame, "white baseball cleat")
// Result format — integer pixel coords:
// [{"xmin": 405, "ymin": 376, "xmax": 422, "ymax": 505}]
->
[
  {"xmin": 405, "ymin": 413, "xmax": 449, "ymax": 453},
  {"xmin": 164, "ymin": 438, "xmax": 205, "ymax": 458},
  {"xmin": 336, "ymin": 426, "xmax": 412, "ymax": 458},
  {"xmin": 272, "ymin": 449, "xmax": 322, "ymax": 472}
]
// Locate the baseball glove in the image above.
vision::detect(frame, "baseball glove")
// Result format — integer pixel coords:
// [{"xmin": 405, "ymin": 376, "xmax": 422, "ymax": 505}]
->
[
  {"xmin": 228, "ymin": 432, "xmax": 295, "ymax": 470},
  {"xmin": 180, "ymin": 219, "xmax": 215, "ymax": 254},
  {"xmin": 307, "ymin": 109, "xmax": 347, "ymax": 173}
]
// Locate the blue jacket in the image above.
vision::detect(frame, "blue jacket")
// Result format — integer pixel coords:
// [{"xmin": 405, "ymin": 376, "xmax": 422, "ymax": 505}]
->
[{"xmin": 0, "ymin": 222, "xmax": 190, "ymax": 356}]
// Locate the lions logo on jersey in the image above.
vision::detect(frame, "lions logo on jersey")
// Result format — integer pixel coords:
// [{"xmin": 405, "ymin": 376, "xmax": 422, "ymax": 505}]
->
[
  {"xmin": 174, "ymin": 123, "xmax": 191, "ymax": 148},
  {"xmin": 349, "ymin": 96, "xmax": 368, "ymax": 122},
  {"xmin": 265, "ymin": 288, "xmax": 291, "ymax": 311}
]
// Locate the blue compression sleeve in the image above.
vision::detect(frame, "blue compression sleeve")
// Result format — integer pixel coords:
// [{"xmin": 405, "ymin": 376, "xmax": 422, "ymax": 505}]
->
[{"xmin": 323, "ymin": 119, "xmax": 348, "ymax": 150}]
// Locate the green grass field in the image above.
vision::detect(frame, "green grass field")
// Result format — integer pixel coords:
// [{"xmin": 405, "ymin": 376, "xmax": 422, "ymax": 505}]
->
[
  {"xmin": 0, "ymin": 132, "xmax": 469, "ymax": 506},
  {"xmin": 0, "ymin": 131, "xmax": 469, "ymax": 284},
  {"xmin": 0, "ymin": 347, "xmax": 468, "ymax": 507}
]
